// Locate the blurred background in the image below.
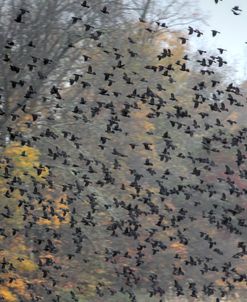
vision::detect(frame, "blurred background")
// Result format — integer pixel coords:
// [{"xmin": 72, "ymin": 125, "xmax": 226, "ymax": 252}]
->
[{"xmin": 0, "ymin": 0, "xmax": 247, "ymax": 301}]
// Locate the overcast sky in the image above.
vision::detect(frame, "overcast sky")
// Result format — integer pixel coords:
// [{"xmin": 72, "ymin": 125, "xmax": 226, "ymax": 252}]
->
[{"xmin": 193, "ymin": 0, "xmax": 247, "ymax": 81}]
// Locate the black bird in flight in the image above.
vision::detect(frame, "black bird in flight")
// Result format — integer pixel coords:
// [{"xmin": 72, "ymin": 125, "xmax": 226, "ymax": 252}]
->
[
  {"xmin": 211, "ymin": 30, "xmax": 220, "ymax": 37},
  {"xmin": 101, "ymin": 6, "xmax": 109, "ymax": 14},
  {"xmin": 81, "ymin": 1, "xmax": 90, "ymax": 8},
  {"xmin": 156, "ymin": 21, "xmax": 168, "ymax": 28},
  {"xmin": 232, "ymin": 6, "xmax": 242, "ymax": 15},
  {"xmin": 14, "ymin": 8, "xmax": 30, "ymax": 23},
  {"xmin": 217, "ymin": 48, "xmax": 226, "ymax": 54},
  {"xmin": 72, "ymin": 16, "xmax": 82, "ymax": 24},
  {"xmin": 15, "ymin": 13, "xmax": 24, "ymax": 23},
  {"xmin": 178, "ymin": 37, "xmax": 188, "ymax": 44}
]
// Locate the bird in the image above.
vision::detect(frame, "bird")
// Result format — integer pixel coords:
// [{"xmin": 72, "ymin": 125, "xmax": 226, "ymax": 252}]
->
[
  {"xmin": 211, "ymin": 30, "xmax": 220, "ymax": 37},
  {"xmin": 101, "ymin": 6, "xmax": 109, "ymax": 14},
  {"xmin": 178, "ymin": 37, "xmax": 188, "ymax": 44},
  {"xmin": 43, "ymin": 58, "xmax": 53, "ymax": 65},
  {"xmin": 14, "ymin": 8, "xmax": 30, "ymax": 23},
  {"xmin": 195, "ymin": 29, "xmax": 203, "ymax": 37},
  {"xmin": 198, "ymin": 49, "xmax": 207, "ymax": 55},
  {"xmin": 83, "ymin": 54, "xmax": 91, "ymax": 61},
  {"xmin": 81, "ymin": 1, "xmax": 90, "ymax": 8},
  {"xmin": 231, "ymin": 6, "xmax": 242, "ymax": 15},
  {"xmin": 188, "ymin": 26, "xmax": 194, "ymax": 35},
  {"xmin": 84, "ymin": 24, "xmax": 94, "ymax": 31},
  {"xmin": 27, "ymin": 41, "xmax": 35, "ymax": 48},
  {"xmin": 72, "ymin": 16, "xmax": 82, "ymax": 24},
  {"xmin": 225, "ymin": 165, "xmax": 234, "ymax": 175},
  {"xmin": 128, "ymin": 37, "xmax": 136, "ymax": 44},
  {"xmin": 14, "ymin": 13, "xmax": 24, "ymax": 23},
  {"xmin": 217, "ymin": 48, "xmax": 226, "ymax": 54},
  {"xmin": 87, "ymin": 65, "xmax": 96, "ymax": 75},
  {"xmin": 10, "ymin": 65, "xmax": 20, "ymax": 73},
  {"xmin": 156, "ymin": 21, "xmax": 168, "ymax": 28}
]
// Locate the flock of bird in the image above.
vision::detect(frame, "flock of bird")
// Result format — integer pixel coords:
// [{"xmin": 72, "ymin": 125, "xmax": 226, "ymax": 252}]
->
[{"xmin": 0, "ymin": 1, "xmax": 247, "ymax": 302}]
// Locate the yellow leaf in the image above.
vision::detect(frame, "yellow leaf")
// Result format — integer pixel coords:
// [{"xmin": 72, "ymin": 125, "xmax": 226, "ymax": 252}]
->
[
  {"xmin": 170, "ymin": 242, "xmax": 187, "ymax": 254},
  {"xmin": 14, "ymin": 258, "xmax": 37, "ymax": 272},
  {"xmin": 0, "ymin": 287, "xmax": 17, "ymax": 302},
  {"xmin": 8, "ymin": 278, "xmax": 26, "ymax": 296}
]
